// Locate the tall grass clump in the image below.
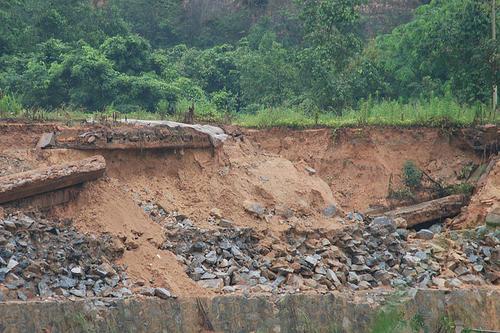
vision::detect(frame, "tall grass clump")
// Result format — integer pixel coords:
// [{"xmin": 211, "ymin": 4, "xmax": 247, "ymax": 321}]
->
[{"xmin": 0, "ymin": 94, "xmax": 23, "ymax": 117}]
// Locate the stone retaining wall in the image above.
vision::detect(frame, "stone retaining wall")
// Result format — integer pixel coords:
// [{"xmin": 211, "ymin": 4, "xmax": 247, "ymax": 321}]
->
[{"xmin": 0, "ymin": 289, "xmax": 498, "ymax": 333}]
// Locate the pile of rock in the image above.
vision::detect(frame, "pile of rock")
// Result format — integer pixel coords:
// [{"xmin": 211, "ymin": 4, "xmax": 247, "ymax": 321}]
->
[
  {"xmin": 0, "ymin": 213, "xmax": 132, "ymax": 301},
  {"xmin": 164, "ymin": 215, "xmax": 499, "ymax": 293}
]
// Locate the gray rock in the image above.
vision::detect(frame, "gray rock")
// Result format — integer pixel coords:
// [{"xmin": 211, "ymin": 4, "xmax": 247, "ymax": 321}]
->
[
  {"xmin": 118, "ymin": 287, "xmax": 133, "ymax": 296},
  {"xmin": 315, "ymin": 266, "xmax": 327, "ymax": 275},
  {"xmin": 6, "ymin": 258, "xmax": 18, "ymax": 272},
  {"xmin": 485, "ymin": 209, "xmax": 500, "ymax": 228},
  {"xmin": 59, "ymin": 276, "xmax": 78, "ymax": 289},
  {"xmin": 473, "ymin": 264, "xmax": 484, "ymax": 272},
  {"xmin": 391, "ymin": 278, "xmax": 407, "ymax": 287},
  {"xmin": 396, "ymin": 228, "xmax": 410, "ymax": 240},
  {"xmin": 37, "ymin": 281, "xmax": 52, "ymax": 297},
  {"xmin": 414, "ymin": 251, "xmax": 428, "ymax": 261},
  {"xmin": 358, "ymin": 281, "xmax": 372, "ymax": 290},
  {"xmin": 191, "ymin": 242, "xmax": 208, "ymax": 252},
  {"xmin": 305, "ymin": 166, "xmax": 317, "ymax": 175},
  {"xmin": 103, "ymin": 274, "xmax": 119, "ymax": 288},
  {"xmin": 370, "ymin": 217, "xmax": 396, "ymax": 234},
  {"xmin": 6, "ymin": 278, "xmax": 25, "ymax": 290},
  {"xmin": 350, "ymin": 264, "xmax": 369, "ymax": 272},
  {"xmin": 231, "ymin": 246, "xmax": 242, "ymax": 257},
  {"xmin": 17, "ymin": 291, "xmax": 28, "ymax": 301},
  {"xmin": 243, "ymin": 201, "xmax": 266, "ymax": 217},
  {"xmin": 201, "ymin": 272, "xmax": 217, "ymax": 280},
  {"xmin": 70, "ymin": 289, "xmax": 86, "ymax": 297},
  {"xmin": 198, "ymin": 279, "xmax": 224, "ymax": 289},
  {"xmin": 271, "ymin": 275, "xmax": 286, "ymax": 289},
  {"xmin": 346, "ymin": 212, "xmax": 364, "ymax": 222},
  {"xmin": 191, "ymin": 267, "xmax": 205, "ymax": 281},
  {"xmin": 154, "ymin": 288, "xmax": 172, "ymax": 299},
  {"xmin": 416, "ymin": 229, "xmax": 434, "ymax": 240},
  {"xmin": 373, "ymin": 270, "xmax": 391, "ymax": 284},
  {"xmin": 446, "ymin": 278, "xmax": 463, "ymax": 288},
  {"xmin": 71, "ymin": 266, "xmax": 84, "ymax": 277},
  {"xmin": 205, "ymin": 251, "xmax": 218, "ymax": 265},
  {"xmin": 219, "ymin": 240, "xmax": 232, "ymax": 250},
  {"xmin": 454, "ymin": 265, "xmax": 469, "ymax": 276},
  {"xmin": 3, "ymin": 220, "xmax": 16, "ymax": 230},
  {"xmin": 326, "ymin": 269, "xmax": 341, "ymax": 286},
  {"xmin": 305, "ymin": 255, "xmax": 319, "ymax": 267},
  {"xmin": 459, "ymin": 274, "xmax": 484, "ymax": 285},
  {"xmin": 322, "ymin": 205, "xmax": 337, "ymax": 218},
  {"xmin": 348, "ymin": 272, "xmax": 359, "ymax": 284},
  {"xmin": 219, "ymin": 219, "xmax": 234, "ymax": 228},
  {"xmin": 358, "ymin": 273, "xmax": 374, "ymax": 282},
  {"xmin": 222, "ymin": 286, "xmax": 236, "ymax": 293},
  {"xmin": 139, "ymin": 287, "xmax": 156, "ymax": 296},
  {"xmin": 431, "ymin": 277, "xmax": 446, "ymax": 288},
  {"xmin": 96, "ymin": 262, "xmax": 116, "ymax": 278},
  {"xmin": 429, "ymin": 223, "xmax": 443, "ymax": 234},
  {"xmin": 16, "ymin": 215, "xmax": 34, "ymax": 228}
]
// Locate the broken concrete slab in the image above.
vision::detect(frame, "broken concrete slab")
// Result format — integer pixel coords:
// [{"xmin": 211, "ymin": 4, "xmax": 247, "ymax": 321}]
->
[
  {"xmin": 44, "ymin": 124, "xmax": 215, "ymax": 150},
  {"xmin": 122, "ymin": 119, "xmax": 228, "ymax": 146},
  {"xmin": 0, "ymin": 155, "xmax": 106, "ymax": 204}
]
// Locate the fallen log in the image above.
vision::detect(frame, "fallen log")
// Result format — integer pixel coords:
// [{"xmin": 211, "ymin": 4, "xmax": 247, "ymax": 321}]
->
[
  {"xmin": 376, "ymin": 194, "xmax": 466, "ymax": 228},
  {"xmin": 0, "ymin": 156, "xmax": 106, "ymax": 204}
]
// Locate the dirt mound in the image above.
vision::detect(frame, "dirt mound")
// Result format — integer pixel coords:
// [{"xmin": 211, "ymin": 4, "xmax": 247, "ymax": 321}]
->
[
  {"xmin": 52, "ymin": 178, "xmax": 208, "ymax": 296},
  {"xmin": 244, "ymin": 127, "xmax": 481, "ymax": 212}
]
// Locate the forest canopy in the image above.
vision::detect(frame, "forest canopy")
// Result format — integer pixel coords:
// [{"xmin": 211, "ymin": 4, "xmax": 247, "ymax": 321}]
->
[{"xmin": 0, "ymin": 0, "xmax": 498, "ymax": 121}]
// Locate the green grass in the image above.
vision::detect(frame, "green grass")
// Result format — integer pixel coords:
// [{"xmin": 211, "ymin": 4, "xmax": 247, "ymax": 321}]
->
[
  {"xmin": 235, "ymin": 97, "xmax": 498, "ymax": 128},
  {"xmin": 3, "ymin": 95, "xmax": 498, "ymax": 128}
]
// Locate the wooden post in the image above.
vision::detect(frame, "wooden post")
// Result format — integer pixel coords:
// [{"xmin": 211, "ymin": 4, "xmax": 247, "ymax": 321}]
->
[{"xmin": 493, "ymin": 0, "xmax": 497, "ymax": 118}]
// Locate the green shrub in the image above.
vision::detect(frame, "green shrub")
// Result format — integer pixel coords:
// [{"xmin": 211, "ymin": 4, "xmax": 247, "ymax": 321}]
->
[
  {"xmin": 402, "ymin": 161, "xmax": 423, "ymax": 190},
  {"xmin": 442, "ymin": 182, "xmax": 475, "ymax": 196}
]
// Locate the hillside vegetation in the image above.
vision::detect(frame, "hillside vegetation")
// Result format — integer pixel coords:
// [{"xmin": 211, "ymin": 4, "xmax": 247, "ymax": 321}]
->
[{"xmin": 0, "ymin": 0, "xmax": 498, "ymax": 126}]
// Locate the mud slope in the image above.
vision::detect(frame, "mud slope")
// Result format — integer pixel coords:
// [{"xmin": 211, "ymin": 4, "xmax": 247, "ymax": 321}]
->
[{"xmin": 244, "ymin": 127, "xmax": 481, "ymax": 211}]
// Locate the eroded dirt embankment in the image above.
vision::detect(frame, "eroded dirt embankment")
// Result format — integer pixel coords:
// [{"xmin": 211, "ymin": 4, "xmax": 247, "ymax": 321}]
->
[
  {"xmin": 0, "ymin": 123, "xmax": 497, "ymax": 299},
  {"xmin": 243, "ymin": 127, "xmax": 483, "ymax": 211}
]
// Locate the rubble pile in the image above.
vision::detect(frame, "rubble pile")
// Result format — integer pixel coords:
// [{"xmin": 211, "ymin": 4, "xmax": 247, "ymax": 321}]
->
[
  {"xmin": 164, "ymin": 215, "xmax": 499, "ymax": 293},
  {"xmin": 0, "ymin": 213, "xmax": 132, "ymax": 301}
]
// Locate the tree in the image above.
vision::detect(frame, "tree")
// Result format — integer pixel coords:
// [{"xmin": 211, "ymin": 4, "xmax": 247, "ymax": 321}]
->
[
  {"xmin": 295, "ymin": 0, "xmax": 365, "ymax": 111},
  {"xmin": 237, "ymin": 32, "xmax": 299, "ymax": 107},
  {"xmin": 374, "ymin": 0, "xmax": 497, "ymax": 103},
  {"xmin": 100, "ymin": 35, "xmax": 151, "ymax": 74},
  {"xmin": 57, "ymin": 43, "xmax": 118, "ymax": 111}
]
